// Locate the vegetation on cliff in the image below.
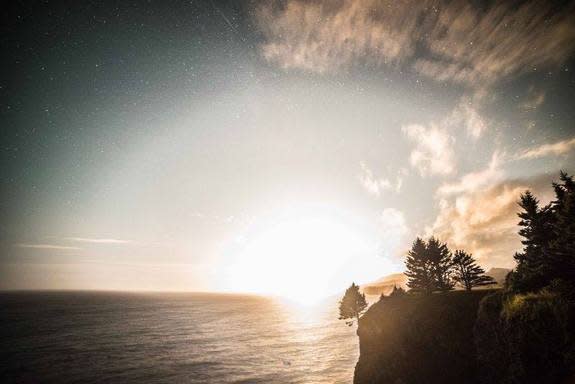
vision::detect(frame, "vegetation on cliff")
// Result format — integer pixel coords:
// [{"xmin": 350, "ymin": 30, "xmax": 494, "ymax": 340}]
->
[
  {"xmin": 475, "ymin": 171, "xmax": 575, "ymax": 383},
  {"xmin": 405, "ymin": 237, "xmax": 493, "ymax": 293},
  {"xmin": 475, "ymin": 284, "xmax": 575, "ymax": 384},
  {"xmin": 339, "ymin": 282, "xmax": 368, "ymax": 327}
]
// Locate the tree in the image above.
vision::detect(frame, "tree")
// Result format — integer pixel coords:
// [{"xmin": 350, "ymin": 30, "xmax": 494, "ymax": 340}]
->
[
  {"xmin": 427, "ymin": 237, "xmax": 455, "ymax": 291},
  {"xmin": 405, "ymin": 237, "xmax": 454, "ymax": 293},
  {"xmin": 507, "ymin": 172, "xmax": 575, "ymax": 293},
  {"xmin": 509, "ymin": 191, "xmax": 555, "ymax": 292},
  {"xmin": 548, "ymin": 171, "xmax": 575, "ymax": 283},
  {"xmin": 405, "ymin": 238, "xmax": 434, "ymax": 294},
  {"xmin": 389, "ymin": 285, "xmax": 407, "ymax": 297},
  {"xmin": 452, "ymin": 250, "xmax": 495, "ymax": 291},
  {"xmin": 339, "ymin": 283, "xmax": 368, "ymax": 327}
]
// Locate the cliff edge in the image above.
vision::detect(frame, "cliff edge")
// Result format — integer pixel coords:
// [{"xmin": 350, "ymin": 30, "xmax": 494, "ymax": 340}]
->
[
  {"xmin": 354, "ymin": 290, "xmax": 492, "ymax": 384},
  {"xmin": 354, "ymin": 288, "xmax": 575, "ymax": 384}
]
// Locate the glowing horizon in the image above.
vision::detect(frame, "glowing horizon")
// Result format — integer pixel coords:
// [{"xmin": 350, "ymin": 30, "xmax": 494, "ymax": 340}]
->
[{"xmin": 218, "ymin": 205, "xmax": 399, "ymax": 304}]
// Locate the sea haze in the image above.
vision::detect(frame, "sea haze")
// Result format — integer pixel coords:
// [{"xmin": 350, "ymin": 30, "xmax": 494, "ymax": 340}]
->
[{"xmin": 0, "ymin": 292, "xmax": 358, "ymax": 383}]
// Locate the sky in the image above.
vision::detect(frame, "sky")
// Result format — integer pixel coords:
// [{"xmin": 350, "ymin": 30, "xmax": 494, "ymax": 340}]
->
[{"xmin": 1, "ymin": 0, "xmax": 575, "ymax": 296}]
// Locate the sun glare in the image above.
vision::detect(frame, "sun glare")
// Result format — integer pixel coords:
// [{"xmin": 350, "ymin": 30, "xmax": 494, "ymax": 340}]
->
[{"xmin": 224, "ymin": 207, "xmax": 392, "ymax": 304}]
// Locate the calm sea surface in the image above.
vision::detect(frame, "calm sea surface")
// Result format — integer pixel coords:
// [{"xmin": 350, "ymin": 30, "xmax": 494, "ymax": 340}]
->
[{"xmin": 0, "ymin": 292, "xmax": 359, "ymax": 383}]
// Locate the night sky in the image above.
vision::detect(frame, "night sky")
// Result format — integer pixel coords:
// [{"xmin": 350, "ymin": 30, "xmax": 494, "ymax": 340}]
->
[{"xmin": 1, "ymin": 0, "xmax": 575, "ymax": 294}]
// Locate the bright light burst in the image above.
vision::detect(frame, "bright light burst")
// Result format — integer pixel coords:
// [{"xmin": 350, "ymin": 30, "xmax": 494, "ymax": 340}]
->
[{"xmin": 223, "ymin": 206, "xmax": 396, "ymax": 304}]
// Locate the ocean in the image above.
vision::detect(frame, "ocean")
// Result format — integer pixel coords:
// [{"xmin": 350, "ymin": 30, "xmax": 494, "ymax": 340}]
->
[{"xmin": 0, "ymin": 292, "xmax": 359, "ymax": 383}]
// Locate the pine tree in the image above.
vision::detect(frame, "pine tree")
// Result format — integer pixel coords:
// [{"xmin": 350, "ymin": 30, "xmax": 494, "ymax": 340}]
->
[
  {"xmin": 548, "ymin": 171, "xmax": 575, "ymax": 282},
  {"xmin": 508, "ymin": 172, "xmax": 575, "ymax": 293},
  {"xmin": 510, "ymin": 191, "xmax": 555, "ymax": 292},
  {"xmin": 452, "ymin": 250, "xmax": 495, "ymax": 291},
  {"xmin": 339, "ymin": 283, "xmax": 368, "ymax": 327},
  {"xmin": 427, "ymin": 237, "xmax": 454, "ymax": 291},
  {"xmin": 405, "ymin": 238, "xmax": 434, "ymax": 294}
]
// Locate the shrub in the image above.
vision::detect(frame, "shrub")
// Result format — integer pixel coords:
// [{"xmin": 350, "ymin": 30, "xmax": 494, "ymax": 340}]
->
[{"xmin": 475, "ymin": 288, "xmax": 575, "ymax": 384}]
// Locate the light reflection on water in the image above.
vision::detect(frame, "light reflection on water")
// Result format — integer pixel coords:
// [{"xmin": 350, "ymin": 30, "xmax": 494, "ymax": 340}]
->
[{"xmin": 0, "ymin": 292, "xmax": 359, "ymax": 383}]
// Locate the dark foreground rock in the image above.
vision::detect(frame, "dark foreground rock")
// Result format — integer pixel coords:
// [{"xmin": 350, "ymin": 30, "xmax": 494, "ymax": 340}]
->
[
  {"xmin": 355, "ymin": 290, "xmax": 491, "ymax": 384},
  {"xmin": 354, "ymin": 288, "xmax": 575, "ymax": 384}
]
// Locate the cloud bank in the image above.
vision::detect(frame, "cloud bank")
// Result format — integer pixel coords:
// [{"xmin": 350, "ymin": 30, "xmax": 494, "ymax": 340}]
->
[
  {"xmin": 430, "ymin": 173, "xmax": 557, "ymax": 268},
  {"xmin": 256, "ymin": 0, "xmax": 575, "ymax": 87}
]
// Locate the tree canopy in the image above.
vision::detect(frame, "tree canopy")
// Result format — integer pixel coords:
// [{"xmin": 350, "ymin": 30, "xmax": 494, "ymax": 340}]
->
[
  {"xmin": 405, "ymin": 238, "xmax": 434, "ymax": 294},
  {"xmin": 405, "ymin": 237, "xmax": 454, "ymax": 294},
  {"xmin": 339, "ymin": 282, "xmax": 368, "ymax": 327},
  {"xmin": 508, "ymin": 171, "xmax": 575, "ymax": 293},
  {"xmin": 452, "ymin": 250, "xmax": 495, "ymax": 291}
]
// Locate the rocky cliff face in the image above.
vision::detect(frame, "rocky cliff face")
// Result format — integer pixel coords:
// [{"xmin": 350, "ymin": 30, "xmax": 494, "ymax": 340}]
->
[{"xmin": 354, "ymin": 291, "xmax": 491, "ymax": 384}]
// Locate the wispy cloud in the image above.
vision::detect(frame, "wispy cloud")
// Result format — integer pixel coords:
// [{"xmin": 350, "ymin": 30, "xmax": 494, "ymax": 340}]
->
[
  {"xmin": 414, "ymin": 1, "xmax": 575, "ymax": 87},
  {"xmin": 437, "ymin": 152, "xmax": 504, "ymax": 196},
  {"xmin": 358, "ymin": 162, "xmax": 405, "ymax": 196},
  {"xmin": 516, "ymin": 137, "xmax": 575, "ymax": 160},
  {"xmin": 401, "ymin": 93, "xmax": 489, "ymax": 177},
  {"xmin": 518, "ymin": 87, "xmax": 546, "ymax": 112},
  {"xmin": 444, "ymin": 97, "xmax": 487, "ymax": 139},
  {"xmin": 378, "ymin": 208, "xmax": 409, "ymax": 259},
  {"xmin": 256, "ymin": 0, "xmax": 420, "ymax": 74},
  {"xmin": 255, "ymin": 0, "xmax": 575, "ymax": 88},
  {"xmin": 14, "ymin": 243, "xmax": 82, "ymax": 251},
  {"xmin": 402, "ymin": 123, "xmax": 456, "ymax": 177},
  {"xmin": 63, "ymin": 237, "xmax": 134, "ymax": 244}
]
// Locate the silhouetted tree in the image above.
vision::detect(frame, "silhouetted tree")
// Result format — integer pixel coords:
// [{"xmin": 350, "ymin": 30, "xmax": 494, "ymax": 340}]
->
[
  {"xmin": 389, "ymin": 285, "xmax": 407, "ymax": 297},
  {"xmin": 339, "ymin": 282, "xmax": 367, "ymax": 327},
  {"xmin": 405, "ymin": 238, "xmax": 434, "ymax": 294},
  {"xmin": 452, "ymin": 250, "xmax": 495, "ymax": 291},
  {"xmin": 406, "ymin": 237, "xmax": 454, "ymax": 293},
  {"xmin": 548, "ymin": 171, "xmax": 575, "ymax": 283},
  {"xmin": 509, "ymin": 191, "xmax": 555, "ymax": 292},
  {"xmin": 507, "ymin": 172, "xmax": 575, "ymax": 293},
  {"xmin": 427, "ymin": 237, "xmax": 455, "ymax": 291}
]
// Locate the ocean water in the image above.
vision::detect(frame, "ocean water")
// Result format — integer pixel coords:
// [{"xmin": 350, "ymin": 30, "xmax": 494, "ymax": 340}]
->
[{"xmin": 0, "ymin": 292, "xmax": 359, "ymax": 383}]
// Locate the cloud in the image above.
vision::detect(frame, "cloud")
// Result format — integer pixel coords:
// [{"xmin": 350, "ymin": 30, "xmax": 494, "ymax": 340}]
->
[
  {"xmin": 437, "ymin": 152, "xmax": 504, "ymax": 196},
  {"xmin": 358, "ymin": 162, "xmax": 405, "ymax": 196},
  {"xmin": 255, "ymin": 0, "xmax": 422, "ymax": 73},
  {"xmin": 429, "ymin": 174, "xmax": 556, "ymax": 268},
  {"xmin": 519, "ymin": 87, "xmax": 546, "ymax": 112},
  {"xmin": 444, "ymin": 97, "xmax": 487, "ymax": 139},
  {"xmin": 63, "ymin": 237, "xmax": 134, "ymax": 244},
  {"xmin": 401, "ymin": 95, "xmax": 488, "ymax": 177},
  {"xmin": 378, "ymin": 208, "xmax": 408, "ymax": 259},
  {"xmin": 14, "ymin": 243, "xmax": 82, "ymax": 251},
  {"xmin": 255, "ymin": 0, "xmax": 575, "ymax": 87},
  {"xmin": 415, "ymin": 1, "xmax": 575, "ymax": 87},
  {"xmin": 402, "ymin": 123, "xmax": 456, "ymax": 176},
  {"xmin": 429, "ymin": 184, "xmax": 523, "ymax": 268},
  {"xmin": 516, "ymin": 137, "xmax": 575, "ymax": 160}
]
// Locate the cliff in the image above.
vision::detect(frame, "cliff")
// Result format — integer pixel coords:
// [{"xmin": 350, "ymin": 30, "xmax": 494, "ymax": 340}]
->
[
  {"xmin": 354, "ymin": 290, "xmax": 493, "ymax": 384},
  {"xmin": 354, "ymin": 287, "xmax": 575, "ymax": 384}
]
